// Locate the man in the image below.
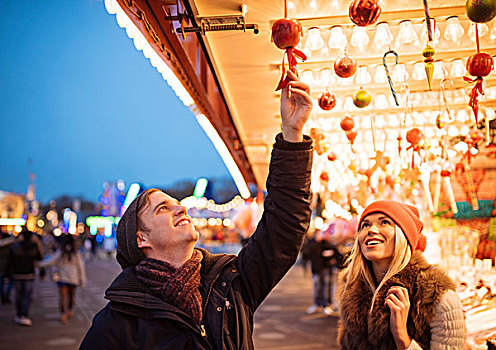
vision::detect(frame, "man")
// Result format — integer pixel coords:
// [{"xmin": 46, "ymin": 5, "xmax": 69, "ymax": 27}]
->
[{"xmin": 80, "ymin": 70, "xmax": 313, "ymax": 349}]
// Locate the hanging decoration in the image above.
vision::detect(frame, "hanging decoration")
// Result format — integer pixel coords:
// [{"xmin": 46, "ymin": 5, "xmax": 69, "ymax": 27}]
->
[
  {"xmin": 346, "ymin": 130, "xmax": 358, "ymax": 150},
  {"xmin": 436, "ymin": 114, "xmax": 445, "ymax": 129},
  {"xmin": 349, "ymin": 0, "xmax": 382, "ymax": 27},
  {"xmin": 310, "ymin": 128, "xmax": 326, "ymax": 155},
  {"xmin": 422, "ymin": 44, "xmax": 435, "ymax": 90},
  {"xmin": 466, "ymin": 0, "xmax": 496, "ymax": 23},
  {"xmin": 464, "ymin": 30, "xmax": 494, "ymax": 124},
  {"xmin": 440, "ymin": 78, "xmax": 454, "ymax": 120},
  {"xmin": 320, "ymin": 171, "xmax": 330, "ymax": 182},
  {"xmin": 422, "ymin": 0, "xmax": 435, "ymax": 90},
  {"xmin": 327, "ymin": 152, "xmax": 337, "ymax": 161},
  {"xmin": 340, "ymin": 115, "xmax": 355, "ymax": 131},
  {"xmin": 318, "ymin": 91, "xmax": 337, "ymax": 111},
  {"xmin": 334, "ymin": 52, "xmax": 358, "ymax": 78},
  {"xmin": 353, "ymin": 87, "xmax": 372, "ymax": 108},
  {"xmin": 406, "ymin": 128, "xmax": 423, "ymax": 168},
  {"xmin": 440, "ymin": 169, "xmax": 459, "ymax": 215},
  {"xmin": 382, "ymin": 50, "xmax": 400, "ymax": 106},
  {"xmin": 272, "ymin": 1, "xmax": 306, "ymax": 91}
]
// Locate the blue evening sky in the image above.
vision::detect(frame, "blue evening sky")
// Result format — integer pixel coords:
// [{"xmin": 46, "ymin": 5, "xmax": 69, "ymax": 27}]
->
[{"xmin": 0, "ymin": 0, "xmax": 231, "ymax": 203}]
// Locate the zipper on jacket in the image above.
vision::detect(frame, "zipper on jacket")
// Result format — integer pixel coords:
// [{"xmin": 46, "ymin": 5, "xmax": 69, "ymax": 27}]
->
[
  {"xmin": 199, "ymin": 324, "xmax": 207, "ymax": 337},
  {"xmin": 202, "ymin": 256, "xmax": 236, "ymax": 311}
]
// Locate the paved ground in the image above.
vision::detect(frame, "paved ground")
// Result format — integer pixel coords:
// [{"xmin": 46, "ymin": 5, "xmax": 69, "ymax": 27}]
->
[{"xmin": 0, "ymin": 253, "xmax": 339, "ymax": 349}]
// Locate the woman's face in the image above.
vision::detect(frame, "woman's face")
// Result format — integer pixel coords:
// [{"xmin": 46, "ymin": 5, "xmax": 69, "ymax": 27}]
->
[{"xmin": 358, "ymin": 213, "xmax": 396, "ymax": 264}]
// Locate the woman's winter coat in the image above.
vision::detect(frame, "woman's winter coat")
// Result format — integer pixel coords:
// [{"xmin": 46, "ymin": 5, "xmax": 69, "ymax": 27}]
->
[
  {"xmin": 337, "ymin": 251, "xmax": 466, "ymax": 349},
  {"xmin": 40, "ymin": 250, "xmax": 87, "ymax": 287},
  {"xmin": 80, "ymin": 134, "xmax": 313, "ymax": 350}
]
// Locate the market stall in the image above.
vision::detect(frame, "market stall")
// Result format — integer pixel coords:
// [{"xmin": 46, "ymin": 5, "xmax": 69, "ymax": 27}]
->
[{"xmin": 105, "ymin": 0, "xmax": 496, "ymax": 347}]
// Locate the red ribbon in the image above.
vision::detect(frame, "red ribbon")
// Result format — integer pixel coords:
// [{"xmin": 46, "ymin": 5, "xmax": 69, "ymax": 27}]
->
[
  {"xmin": 463, "ymin": 76, "xmax": 484, "ymax": 124},
  {"xmin": 275, "ymin": 47, "xmax": 307, "ymax": 91}
]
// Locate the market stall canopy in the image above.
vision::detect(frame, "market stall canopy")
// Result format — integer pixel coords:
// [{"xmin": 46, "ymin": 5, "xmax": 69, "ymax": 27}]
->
[{"xmin": 109, "ymin": 0, "xmax": 496, "ymax": 195}]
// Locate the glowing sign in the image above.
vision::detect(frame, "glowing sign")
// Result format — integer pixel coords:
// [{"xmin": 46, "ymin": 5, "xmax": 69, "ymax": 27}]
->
[
  {"xmin": 193, "ymin": 178, "xmax": 208, "ymax": 198},
  {"xmin": 0, "ymin": 218, "xmax": 26, "ymax": 226}
]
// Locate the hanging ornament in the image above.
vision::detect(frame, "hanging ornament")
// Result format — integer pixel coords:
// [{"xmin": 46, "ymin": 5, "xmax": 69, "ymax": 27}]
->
[
  {"xmin": 349, "ymin": 0, "xmax": 382, "ymax": 27},
  {"xmin": 310, "ymin": 128, "xmax": 326, "ymax": 155},
  {"xmin": 382, "ymin": 50, "xmax": 400, "ymax": 106},
  {"xmin": 353, "ymin": 87, "xmax": 372, "ymax": 108},
  {"xmin": 466, "ymin": 0, "xmax": 496, "ymax": 23},
  {"xmin": 422, "ymin": 44, "xmax": 435, "ymax": 90},
  {"xmin": 440, "ymin": 170, "xmax": 458, "ymax": 214},
  {"xmin": 320, "ymin": 171, "xmax": 330, "ymax": 182},
  {"xmin": 397, "ymin": 135, "xmax": 402, "ymax": 155},
  {"xmin": 436, "ymin": 114, "xmax": 445, "ymax": 129},
  {"xmin": 421, "ymin": 0, "xmax": 436, "ymax": 90},
  {"xmin": 406, "ymin": 128, "xmax": 423, "ymax": 168},
  {"xmin": 318, "ymin": 91, "xmax": 337, "ymax": 111},
  {"xmin": 271, "ymin": 2, "xmax": 307, "ymax": 91},
  {"xmin": 440, "ymin": 78, "xmax": 454, "ymax": 120},
  {"xmin": 340, "ymin": 115, "xmax": 355, "ymax": 131},
  {"xmin": 327, "ymin": 152, "xmax": 337, "ymax": 161},
  {"xmin": 464, "ymin": 23, "xmax": 494, "ymax": 123},
  {"xmin": 334, "ymin": 52, "xmax": 357, "ymax": 78},
  {"xmin": 346, "ymin": 130, "xmax": 358, "ymax": 150}
]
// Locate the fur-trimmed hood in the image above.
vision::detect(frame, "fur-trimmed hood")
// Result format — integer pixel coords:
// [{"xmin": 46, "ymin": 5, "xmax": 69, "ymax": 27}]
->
[{"xmin": 337, "ymin": 251, "xmax": 455, "ymax": 350}]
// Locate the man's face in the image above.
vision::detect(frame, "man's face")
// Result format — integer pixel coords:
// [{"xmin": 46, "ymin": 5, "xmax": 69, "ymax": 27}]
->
[{"xmin": 137, "ymin": 191, "xmax": 199, "ymax": 256}]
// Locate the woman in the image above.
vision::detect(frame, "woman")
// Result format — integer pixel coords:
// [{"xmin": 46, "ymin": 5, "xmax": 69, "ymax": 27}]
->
[
  {"xmin": 40, "ymin": 234, "xmax": 86, "ymax": 323},
  {"xmin": 337, "ymin": 200, "xmax": 465, "ymax": 349}
]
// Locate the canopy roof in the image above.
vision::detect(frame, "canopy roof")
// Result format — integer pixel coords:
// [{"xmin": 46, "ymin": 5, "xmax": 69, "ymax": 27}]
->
[{"xmin": 113, "ymin": 0, "xmax": 496, "ymax": 194}]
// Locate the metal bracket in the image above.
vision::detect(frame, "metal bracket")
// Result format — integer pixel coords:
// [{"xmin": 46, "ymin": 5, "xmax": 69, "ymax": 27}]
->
[{"xmin": 167, "ymin": 5, "xmax": 258, "ymax": 38}]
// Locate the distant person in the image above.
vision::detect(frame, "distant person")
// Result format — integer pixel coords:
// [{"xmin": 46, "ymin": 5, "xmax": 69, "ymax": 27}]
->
[
  {"xmin": 337, "ymin": 200, "xmax": 466, "ymax": 349},
  {"xmin": 39, "ymin": 234, "xmax": 86, "ymax": 323},
  {"xmin": 302, "ymin": 230, "xmax": 338, "ymax": 316},
  {"xmin": 7, "ymin": 230, "xmax": 42, "ymax": 326},
  {"xmin": 80, "ymin": 71, "xmax": 314, "ymax": 349},
  {"xmin": 0, "ymin": 233, "xmax": 17, "ymax": 304}
]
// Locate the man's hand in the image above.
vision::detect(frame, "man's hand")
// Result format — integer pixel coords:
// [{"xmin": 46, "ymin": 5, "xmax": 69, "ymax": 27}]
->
[
  {"xmin": 280, "ymin": 70, "xmax": 312, "ymax": 142},
  {"xmin": 385, "ymin": 286, "xmax": 412, "ymax": 350}
]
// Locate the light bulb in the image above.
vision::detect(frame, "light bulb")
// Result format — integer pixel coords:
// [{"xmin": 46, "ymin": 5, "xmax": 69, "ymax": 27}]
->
[
  {"xmin": 374, "ymin": 22, "xmax": 393, "ymax": 49},
  {"xmin": 392, "ymin": 63, "xmax": 408, "ymax": 83},
  {"xmin": 329, "ymin": 26, "xmax": 347, "ymax": 50},
  {"xmin": 300, "ymin": 70, "xmax": 315, "ymax": 88},
  {"xmin": 305, "ymin": 27, "xmax": 325, "ymax": 51},
  {"xmin": 319, "ymin": 68, "xmax": 334, "ymax": 88},
  {"xmin": 420, "ymin": 18, "xmax": 440, "ymax": 44},
  {"xmin": 469, "ymin": 23, "xmax": 489, "ymax": 41},
  {"xmin": 374, "ymin": 94, "xmax": 389, "ymax": 109},
  {"xmin": 444, "ymin": 16, "xmax": 464, "ymax": 43},
  {"xmin": 397, "ymin": 20, "xmax": 418, "ymax": 45},
  {"xmin": 374, "ymin": 65, "xmax": 388, "ymax": 83},
  {"xmin": 450, "ymin": 59, "xmax": 465, "ymax": 77},
  {"xmin": 433, "ymin": 61, "xmax": 446, "ymax": 80},
  {"xmin": 350, "ymin": 26, "xmax": 369, "ymax": 50},
  {"xmin": 355, "ymin": 66, "xmax": 372, "ymax": 85},
  {"xmin": 412, "ymin": 62, "xmax": 425, "ymax": 80}
]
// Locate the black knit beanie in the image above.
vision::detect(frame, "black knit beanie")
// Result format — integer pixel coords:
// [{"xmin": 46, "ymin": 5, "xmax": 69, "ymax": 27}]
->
[{"xmin": 116, "ymin": 192, "xmax": 146, "ymax": 269}]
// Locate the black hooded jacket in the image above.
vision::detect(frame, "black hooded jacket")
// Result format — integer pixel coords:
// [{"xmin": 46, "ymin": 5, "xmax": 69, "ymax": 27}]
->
[{"xmin": 80, "ymin": 134, "xmax": 313, "ymax": 349}]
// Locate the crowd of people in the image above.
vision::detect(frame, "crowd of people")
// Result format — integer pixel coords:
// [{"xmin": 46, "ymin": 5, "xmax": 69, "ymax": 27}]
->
[{"xmin": 0, "ymin": 230, "xmax": 87, "ymax": 326}]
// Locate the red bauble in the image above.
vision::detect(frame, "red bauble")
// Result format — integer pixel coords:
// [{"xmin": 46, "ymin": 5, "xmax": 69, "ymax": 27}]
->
[
  {"xmin": 406, "ymin": 128, "xmax": 423, "ymax": 145},
  {"xmin": 271, "ymin": 19, "xmax": 303, "ymax": 49},
  {"xmin": 349, "ymin": 0, "xmax": 382, "ymax": 27},
  {"xmin": 320, "ymin": 172, "xmax": 330, "ymax": 182},
  {"xmin": 340, "ymin": 116, "xmax": 355, "ymax": 132},
  {"xmin": 346, "ymin": 130, "xmax": 358, "ymax": 144},
  {"xmin": 440, "ymin": 170, "xmax": 451, "ymax": 177},
  {"xmin": 334, "ymin": 53, "xmax": 357, "ymax": 78},
  {"xmin": 318, "ymin": 91, "xmax": 337, "ymax": 111},
  {"xmin": 466, "ymin": 52, "xmax": 494, "ymax": 77},
  {"xmin": 327, "ymin": 152, "xmax": 337, "ymax": 161}
]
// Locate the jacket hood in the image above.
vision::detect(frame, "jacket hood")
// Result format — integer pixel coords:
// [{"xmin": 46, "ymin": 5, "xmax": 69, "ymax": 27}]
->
[{"xmin": 116, "ymin": 192, "xmax": 146, "ymax": 269}]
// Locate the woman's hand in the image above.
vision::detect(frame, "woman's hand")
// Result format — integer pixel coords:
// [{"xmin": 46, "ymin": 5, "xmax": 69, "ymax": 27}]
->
[
  {"xmin": 385, "ymin": 286, "xmax": 411, "ymax": 350},
  {"xmin": 280, "ymin": 70, "xmax": 312, "ymax": 142}
]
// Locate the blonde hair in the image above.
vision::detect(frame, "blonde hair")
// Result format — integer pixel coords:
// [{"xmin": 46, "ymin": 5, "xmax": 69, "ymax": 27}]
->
[{"xmin": 342, "ymin": 224, "xmax": 412, "ymax": 312}]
